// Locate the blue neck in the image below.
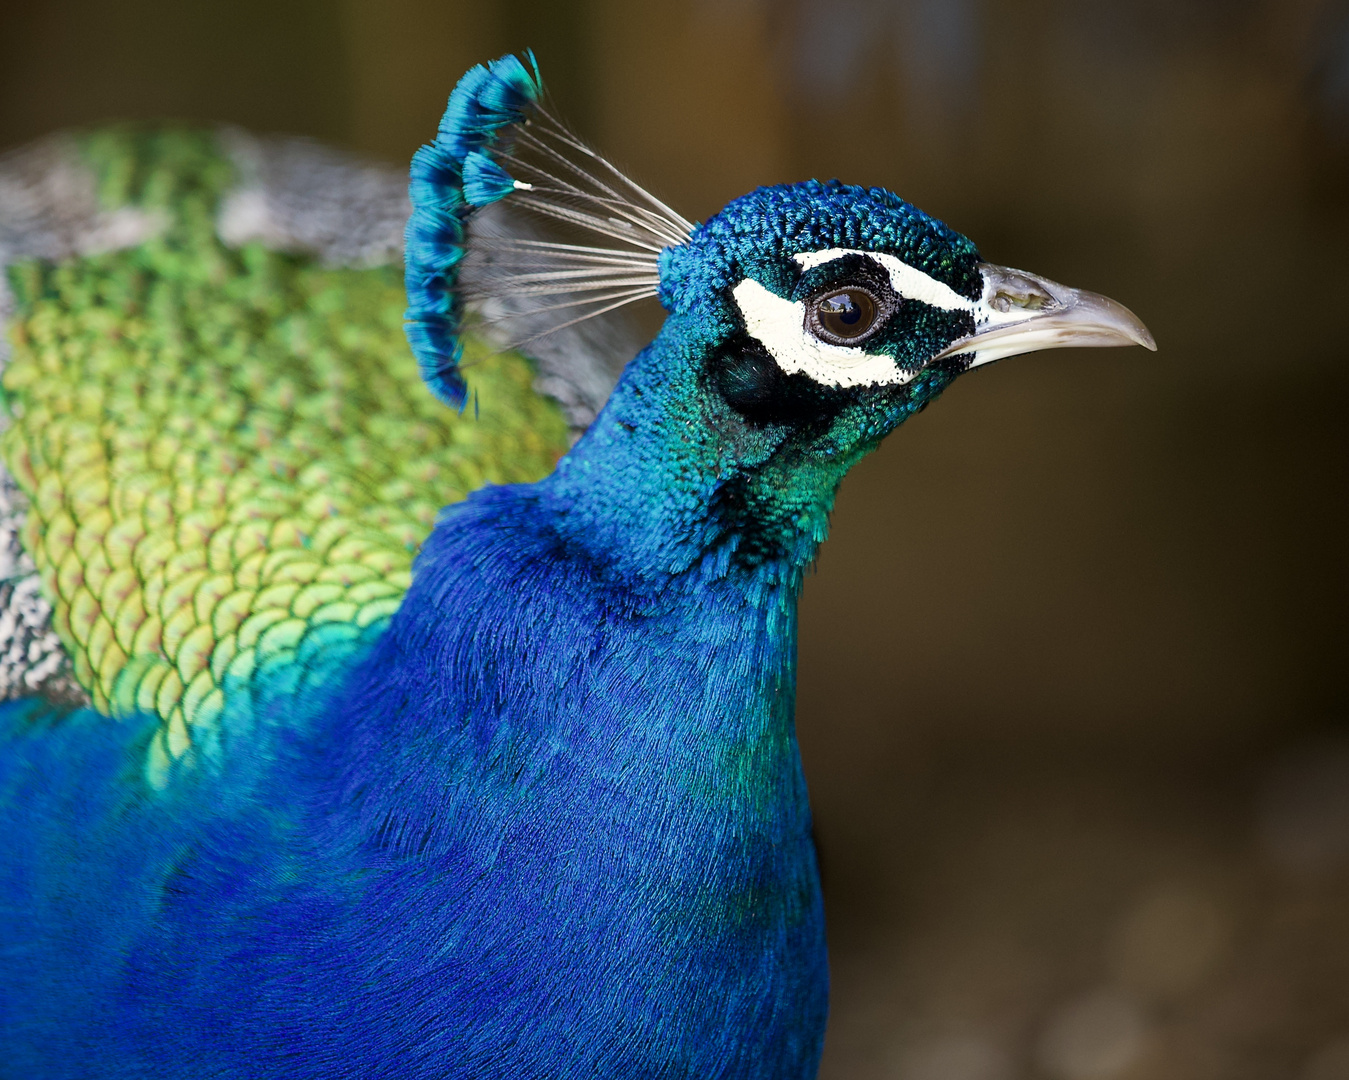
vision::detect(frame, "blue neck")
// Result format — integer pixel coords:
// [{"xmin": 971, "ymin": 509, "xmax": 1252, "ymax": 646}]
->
[
  {"xmin": 326, "ymin": 314, "xmax": 830, "ymax": 954},
  {"xmin": 330, "ymin": 315, "xmax": 860, "ymax": 845},
  {"xmin": 314, "ymin": 385, "xmax": 832, "ymax": 1067}
]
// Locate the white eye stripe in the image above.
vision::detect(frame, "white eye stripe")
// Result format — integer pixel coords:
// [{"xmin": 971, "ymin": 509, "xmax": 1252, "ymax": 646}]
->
[
  {"xmin": 728, "ymin": 248, "xmax": 977, "ymax": 390},
  {"xmin": 731, "ymin": 279, "xmax": 918, "ymax": 389},
  {"xmin": 793, "ymin": 248, "xmax": 975, "ymax": 314}
]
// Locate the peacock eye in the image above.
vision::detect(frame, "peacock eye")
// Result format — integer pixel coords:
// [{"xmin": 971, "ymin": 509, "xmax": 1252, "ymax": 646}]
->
[{"xmin": 807, "ymin": 287, "xmax": 883, "ymax": 346}]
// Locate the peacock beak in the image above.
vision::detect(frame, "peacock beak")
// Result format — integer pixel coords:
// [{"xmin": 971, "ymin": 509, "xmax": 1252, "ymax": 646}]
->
[{"xmin": 933, "ymin": 262, "xmax": 1156, "ymax": 369}]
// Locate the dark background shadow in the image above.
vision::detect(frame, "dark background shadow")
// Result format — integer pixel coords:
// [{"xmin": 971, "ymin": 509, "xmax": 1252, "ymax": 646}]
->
[{"xmin": 4, "ymin": 2, "xmax": 1348, "ymax": 1077}]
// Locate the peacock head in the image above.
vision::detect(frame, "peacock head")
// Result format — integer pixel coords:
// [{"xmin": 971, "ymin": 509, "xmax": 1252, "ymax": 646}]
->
[
  {"xmin": 404, "ymin": 53, "xmax": 1154, "ymax": 567},
  {"xmin": 656, "ymin": 179, "xmax": 1152, "ymax": 444}
]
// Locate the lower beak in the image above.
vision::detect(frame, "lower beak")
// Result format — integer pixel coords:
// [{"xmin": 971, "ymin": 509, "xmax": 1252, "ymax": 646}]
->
[{"xmin": 934, "ymin": 263, "xmax": 1157, "ymax": 368}]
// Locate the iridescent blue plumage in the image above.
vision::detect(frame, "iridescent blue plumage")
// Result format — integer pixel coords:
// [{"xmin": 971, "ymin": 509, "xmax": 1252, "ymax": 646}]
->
[{"xmin": 0, "ymin": 53, "xmax": 1154, "ymax": 1078}]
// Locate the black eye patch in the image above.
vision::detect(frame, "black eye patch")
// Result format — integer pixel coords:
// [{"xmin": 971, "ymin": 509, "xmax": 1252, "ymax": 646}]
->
[{"xmin": 711, "ymin": 335, "xmax": 854, "ymax": 429}]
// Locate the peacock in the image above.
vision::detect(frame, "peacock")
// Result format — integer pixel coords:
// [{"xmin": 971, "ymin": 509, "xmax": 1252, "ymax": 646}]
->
[{"xmin": 0, "ymin": 52, "xmax": 1154, "ymax": 1078}]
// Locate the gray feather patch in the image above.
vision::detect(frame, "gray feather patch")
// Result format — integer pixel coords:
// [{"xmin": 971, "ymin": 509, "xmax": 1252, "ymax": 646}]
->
[
  {"xmin": 216, "ymin": 128, "xmax": 410, "ymax": 269},
  {"xmin": 463, "ymin": 203, "xmax": 639, "ymax": 431}
]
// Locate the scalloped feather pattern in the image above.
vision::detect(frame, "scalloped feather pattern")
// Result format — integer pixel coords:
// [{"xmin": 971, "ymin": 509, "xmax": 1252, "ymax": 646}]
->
[{"xmin": 0, "ymin": 129, "xmax": 571, "ymax": 772}]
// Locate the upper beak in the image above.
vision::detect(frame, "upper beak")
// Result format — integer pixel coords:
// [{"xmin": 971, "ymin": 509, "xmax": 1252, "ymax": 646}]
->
[{"xmin": 933, "ymin": 262, "xmax": 1156, "ymax": 368}]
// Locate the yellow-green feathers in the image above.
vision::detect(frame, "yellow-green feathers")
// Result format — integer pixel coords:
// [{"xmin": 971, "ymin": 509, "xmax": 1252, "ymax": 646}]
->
[{"xmin": 0, "ymin": 129, "xmax": 571, "ymax": 768}]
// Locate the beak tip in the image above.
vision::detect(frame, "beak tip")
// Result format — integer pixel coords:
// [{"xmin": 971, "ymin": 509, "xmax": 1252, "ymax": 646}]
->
[{"xmin": 1135, "ymin": 326, "xmax": 1158, "ymax": 352}]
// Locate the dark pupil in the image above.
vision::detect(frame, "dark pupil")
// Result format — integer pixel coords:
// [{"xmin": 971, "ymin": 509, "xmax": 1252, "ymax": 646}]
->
[{"xmin": 817, "ymin": 290, "xmax": 875, "ymax": 338}]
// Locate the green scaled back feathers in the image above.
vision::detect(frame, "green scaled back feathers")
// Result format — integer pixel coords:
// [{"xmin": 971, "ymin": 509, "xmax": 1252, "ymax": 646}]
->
[{"xmin": 1, "ymin": 129, "xmax": 571, "ymax": 775}]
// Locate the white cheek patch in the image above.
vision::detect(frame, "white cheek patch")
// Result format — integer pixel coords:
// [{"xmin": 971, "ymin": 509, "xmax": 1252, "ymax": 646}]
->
[
  {"xmin": 793, "ymin": 248, "xmax": 976, "ymax": 314},
  {"xmin": 731, "ymin": 279, "xmax": 917, "ymax": 389}
]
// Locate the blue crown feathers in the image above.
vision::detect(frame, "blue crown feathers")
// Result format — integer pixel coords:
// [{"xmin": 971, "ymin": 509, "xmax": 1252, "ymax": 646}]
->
[{"xmin": 404, "ymin": 52, "xmax": 544, "ymax": 407}]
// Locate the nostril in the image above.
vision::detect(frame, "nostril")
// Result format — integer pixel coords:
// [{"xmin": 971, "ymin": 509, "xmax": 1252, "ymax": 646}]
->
[{"xmin": 993, "ymin": 285, "xmax": 1052, "ymax": 312}]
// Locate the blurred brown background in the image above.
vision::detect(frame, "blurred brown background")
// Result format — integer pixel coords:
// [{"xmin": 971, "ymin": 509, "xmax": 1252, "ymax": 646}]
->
[{"xmin": 3, "ymin": 2, "xmax": 1349, "ymax": 1077}]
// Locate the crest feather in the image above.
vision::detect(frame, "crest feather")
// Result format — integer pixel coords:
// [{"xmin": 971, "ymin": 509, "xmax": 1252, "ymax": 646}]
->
[{"xmin": 403, "ymin": 52, "xmax": 691, "ymax": 410}]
